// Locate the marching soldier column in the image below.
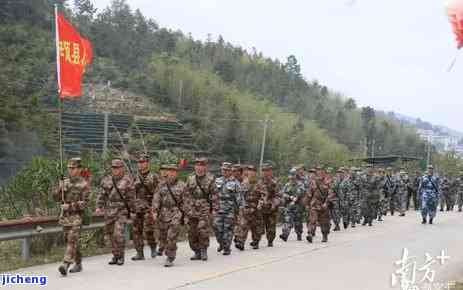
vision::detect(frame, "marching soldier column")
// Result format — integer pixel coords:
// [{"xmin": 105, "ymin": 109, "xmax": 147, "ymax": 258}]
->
[{"xmin": 52, "ymin": 155, "xmax": 454, "ymax": 276}]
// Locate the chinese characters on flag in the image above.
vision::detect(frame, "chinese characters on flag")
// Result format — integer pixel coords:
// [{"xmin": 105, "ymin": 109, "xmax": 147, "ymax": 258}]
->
[{"xmin": 57, "ymin": 13, "xmax": 93, "ymax": 99}]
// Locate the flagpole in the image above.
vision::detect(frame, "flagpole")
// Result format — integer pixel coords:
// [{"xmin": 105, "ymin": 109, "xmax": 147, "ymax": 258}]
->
[{"xmin": 55, "ymin": 4, "xmax": 64, "ymax": 177}]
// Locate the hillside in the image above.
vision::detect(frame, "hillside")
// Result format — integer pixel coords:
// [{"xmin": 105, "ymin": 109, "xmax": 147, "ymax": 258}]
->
[{"xmin": 0, "ymin": 0, "xmax": 428, "ymax": 178}]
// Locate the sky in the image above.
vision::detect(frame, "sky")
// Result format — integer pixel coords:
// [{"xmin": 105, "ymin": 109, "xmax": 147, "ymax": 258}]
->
[{"xmin": 94, "ymin": 0, "xmax": 462, "ymax": 131}]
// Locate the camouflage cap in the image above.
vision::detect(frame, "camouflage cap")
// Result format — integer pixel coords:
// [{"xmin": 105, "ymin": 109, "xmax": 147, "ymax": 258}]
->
[
  {"xmin": 261, "ymin": 163, "xmax": 273, "ymax": 170},
  {"xmin": 67, "ymin": 157, "xmax": 82, "ymax": 168},
  {"xmin": 232, "ymin": 164, "xmax": 243, "ymax": 171},
  {"xmin": 137, "ymin": 153, "xmax": 150, "ymax": 162},
  {"xmin": 288, "ymin": 168, "xmax": 297, "ymax": 176},
  {"xmin": 427, "ymin": 165, "xmax": 434, "ymax": 169},
  {"xmin": 315, "ymin": 165, "xmax": 322, "ymax": 170},
  {"xmin": 221, "ymin": 162, "xmax": 232, "ymax": 170},
  {"xmin": 164, "ymin": 164, "xmax": 178, "ymax": 171},
  {"xmin": 295, "ymin": 164, "xmax": 306, "ymax": 170},
  {"xmin": 111, "ymin": 158, "xmax": 124, "ymax": 168},
  {"xmin": 194, "ymin": 157, "xmax": 208, "ymax": 165},
  {"xmin": 246, "ymin": 165, "xmax": 257, "ymax": 171},
  {"xmin": 336, "ymin": 168, "xmax": 344, "ymax": 173}
]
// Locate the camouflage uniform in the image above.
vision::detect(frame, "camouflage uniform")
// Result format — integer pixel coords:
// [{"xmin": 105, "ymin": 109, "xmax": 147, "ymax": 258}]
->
[
  {"xmin": 257, "ymin": 167, "xmax": 281, "ymax": 247},
  {"xmin": 96, "ymin": 159, "xmax": 135, "ymax": 265},
  {"xmin": 339, "ymin": 173, "xmax": 356, "ymax": 228},
  {"xmin": 279, "ymin": 170, "xmax": 305, "ymax": 241},
  {"xmin": 361, "ymin": 171, "xmax": 381, "ymax": 226},
  {"xmin": 52, "ymin": 158, "xmax": 90, "ymax": 275},
  {"xmin": 152, "ymin": 166, "xmax": 186, "ymax": 266},
  {"xmin": 132, "ymin": 167, "xmax": 159, "ymax": 259},
  {"xmin": 456, "ymin": 175, "xmax": 463, "ymax": 212},
  {"xmin": 213, "ymin": 163, "xmax": 241, "ymax": 255},
  {"xmin": 418, "ymin": 167, "xmax": 440, "ymax": 224},
  {"xmin": 384, "ymin": 172, "xmax": 398, "ymax": 215},
  {"xmin": 330, "ymin": 171, "xmax": 344, "ymax": 231},
  {"xmin": 440, "ymin": 177, "xmax": 454, "ymax": 211},
  {"xmin": 305, "ymin": 171, "xmax": 335, "ymax": 243},
  {"xmin": 396, "ymin": 172, "xmax": 409, "ymax": 216},
  {"xmin": 184, "ymin": 167, "xmax": 215, "ymax": 260},
  {"xmin": 406, "ymin": 173, "xmax": 420, "ymax": 211},
  {"xmin": 235, "ymin": 167, "xmax": 264, "ymax": 249},
  {"xmin": 350, "ymin": 171, "xmax": 364, "ymax": 224}
]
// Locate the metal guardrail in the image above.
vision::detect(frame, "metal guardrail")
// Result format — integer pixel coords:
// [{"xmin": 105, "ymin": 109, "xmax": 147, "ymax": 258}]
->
[{"xmin": 0, "ymin": 215, "xmax": 107, "ymax": 261}]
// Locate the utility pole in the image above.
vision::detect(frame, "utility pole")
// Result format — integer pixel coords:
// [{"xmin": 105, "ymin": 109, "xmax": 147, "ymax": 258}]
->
[
  {"xmin": 259, "ymin": 114, "xmax": 270, "ymax": 175},
  {"xmin": 178, "ymin": 80, "xmax": 183, "ymax": 110},
  {"xmin": 426, "ymin": 135, "xmax": 431, "ymax": 168}
]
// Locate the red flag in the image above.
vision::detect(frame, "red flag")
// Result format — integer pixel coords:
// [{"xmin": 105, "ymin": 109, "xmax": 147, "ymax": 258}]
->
[
  {"xmin": 447, "ymin": 0, "xmax": 463, "ymax": 49},
  {"xmin": 56, "ymin": 12, "xmax": 93, "ymax": 99}
]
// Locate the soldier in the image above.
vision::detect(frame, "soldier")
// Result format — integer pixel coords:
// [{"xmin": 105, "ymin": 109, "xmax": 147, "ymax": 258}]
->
[
  {"xmin": 305, "ymin": 166, "xmax": 335, "ymax": 243},
  {"xmin": 279, "ymin": 168, "xmax": 305, "ymax": 241},
  {"xmin": 295, "ymin": 164, "xmax": 309, "ymax": 192},
  {"xmin": 440, "ymin": 177, "xmax": 453, "ymax": 211},
  {"xmin": 340, "ymin": 168, "xmax": 355, "ymax": 228},
  {"xmin": 406, "ymin": 170, "xmax": 420, "ymax": 211},
  {"xmin": 362, "ymin": 165, "xmax": 382, "ymax": 226},
  {"xmin": 52, "ymin": 157, "xmax": 90, "ymax": 276},
  {"xmin": 131, "ymin": 153, "xmax": 160, "ymax": 261},
  {"xmin": 384, "ymin": 167, "xmax": 397, "ymax": 215},
  {"xmin": 330, "ymin": 168, "xmax": 344, "ymax": 231},
  {"xmin": 152, "ymin": 164, "xmax": 186, "ymax": 267},
  {"xmin": 156, "ymin": 165, "xmax": 168, "ymax": 257},
  {"xmin": 456, "ymin": 172, "xmax": 463, "ymax": 212},
  {"xmin": 232, "ymin": 164, "xmax": 244, "ymax": 247},
  {"xmin": 418, "ymin": 165, "xmax": 440, "ymax": 224},
  {"xmin": 235, "ymin": 165, "xmax": 264, "ymax": 250},
  {"xmin": 184, "ymin": 157, "xmax": 215, "ymax": 261},
  {"xmin": 213, "ymin": 162, "xmax": 241, "ymax": 255},
  {"xmin": 439, "ymin": 176, "xmax": 449, "ymax": 212},
  {"xmin": 377, "ymin": 168, "xmax": 387, "ymax": 221},
  {"xmin": 396, "ymin": 171, "xmax": 409, "ymax": 217},
  {"xmin": 95, "ymin": 158, "xmax": 135, "ymax": 266},
  {"xmin": 350, "ymin": 167, "xmax": 363, "ymax": 226},
  {"xmin": 257, "ymin": 163, "xmax": 281, "ymax": 247}
]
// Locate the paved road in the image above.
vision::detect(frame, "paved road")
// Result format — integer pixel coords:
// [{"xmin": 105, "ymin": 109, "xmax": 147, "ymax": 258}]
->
[{"xmin": 5, "ymin": 211, "xmax": 463, "ymax": 290}]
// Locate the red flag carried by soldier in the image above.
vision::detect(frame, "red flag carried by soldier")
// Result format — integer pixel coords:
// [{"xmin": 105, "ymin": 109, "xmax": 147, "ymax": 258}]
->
[{"xmin": 56, "ymin": 11, "xmax": 93, "ymax": 98}]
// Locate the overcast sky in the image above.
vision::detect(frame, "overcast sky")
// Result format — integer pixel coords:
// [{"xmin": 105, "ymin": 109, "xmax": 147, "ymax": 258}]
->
[{"xmin": 94, "ymin": 0, "xmax": 462, "ymax": 131}]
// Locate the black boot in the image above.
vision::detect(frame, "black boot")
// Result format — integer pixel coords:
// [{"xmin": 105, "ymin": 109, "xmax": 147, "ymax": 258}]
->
[
  {"xmin": 333, "ymin": 224, "xmax": 340, "ymax": 231},
  {"xmin": 58, "ymin": 262, "xmax": 70, "ymax": 276},
  {"xmin": 157, "ymin": 247, "xmax": 164, "ymax": 256},
  {"xmin": 69, "ymin": 263, "xmax": 82, "ymax": 273},
  {"xmin": 217, "ymin": 244, "xmax": 223, "ymax": 252},
  {"xmin": 399, "ymin": 213, "xmax": 405, "ymax": 217},
  {"xmin": 368, "ymin": 221, "xmax": 372, "ymax": 226},
  {"xmin": 422, "ymin": 218, "xmax": 427, "ymax": 224},
  {"xmin": 440, "ymin": 208, "xmax": 444, "ymax": 212},
  {"xmin": 459, "ymin": 207, "xmax": 462, "ymax": 212},
  {"xmin": 297, "ymin": 233, "xmax": 302, "ymax": 241},
  {"xmin": 251, "ymin": 241, "xmax": 259, "ymax": 249},
  {"xmin": 362, "ymin": 219, "xmax": 367, "ymax": 226},
  {"xmin": 200, "ymin": 249, "xmax": 208, "ymax": 261},
  {"xmin": 429, "ymin": 218, "xmax": 433, "ymax": 224},
  {"xmin": 190, "ymin": 251, "xmax": 201, "ymax": 261},
  {"xmin": 351, "ymin": 222, "xmax": 356, "ymax": 228},
  {"xmin": 321, "ymin": 233, "xmax": 328, "ymax": 243},
  {"xmin": 164, "ymin": 257, "xmax": 175, "ymax": 267},
  {"xmin": 108, "ymin": 256, "xmax": 118, "ymax": 265},
  {"xmin": 223, "ymin": 247, "xmax": 231, "ymax": 256},
  {"xmin": 235, "ymin": 242, "xmax": 244, "ymax": 251},
  {"xmin": 116, "ymin": 256, "xmax": 124, "ymax": 266},
  {"xmin": 131, "ymin": 250, "xmax": 145, "ymax": 261},
  {"xmin": 279, "ymin": 234, "xmax": 288, "ymax": 242},
  {"xmin": 378, "ymin": 216, "xmax": 383, "ymax": 221},
  {"xmin": 267, "ymin": 240, "xmax": 274, "ymax": 247},
  {"xmin": 343, "ymin": 222, "xmax": 348, "ymax": 229},
  {"xmin": 306, "ymin": 235, "xmax": 313, "ymax": 243},
  {"xmin": 150, "ymin": 244, "xmax": 157, "ymax": 258}
]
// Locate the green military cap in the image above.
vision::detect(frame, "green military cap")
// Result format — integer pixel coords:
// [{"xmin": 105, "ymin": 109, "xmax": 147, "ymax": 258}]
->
[
  {"xmin": 111, "ymin": 158, "xmax": 124, "ymax": 168},
  {"xmin": 221, "ymin": 162, "xmax": 232, "ymax": 169},
  {"xmin": 246, "ymin": 165, "xmax": 257, "ymax": 171},
  {"xmin": 295, "ymin": 164, "xmax": 306, "ymax": 170},
  {"xmin": 261, "ymin": 163, "xmax": 273, "ymax": 170},
  {"xmin": 194, "ymin": 157, "xmax": 208, "ymax": 164},
  {"xmin": 163, "ymin": 164, "xmax": 178, "ymax": 171},
  {"xmin": 67, "ymin": 157, "xmax": 82, "ymax": 168},
  {"xmin": 137, "ymin": 153, "xmax": 150, "ymax": 162},
  {"xmin": 288, "ymin": 168, "xmax": 297, "ymax": 176}
]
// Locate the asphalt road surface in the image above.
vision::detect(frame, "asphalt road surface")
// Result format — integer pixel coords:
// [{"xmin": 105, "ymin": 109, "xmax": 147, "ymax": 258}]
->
[{"xmin": 5, "ymin": 211, "xmax": 463, "ymax": 290}]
